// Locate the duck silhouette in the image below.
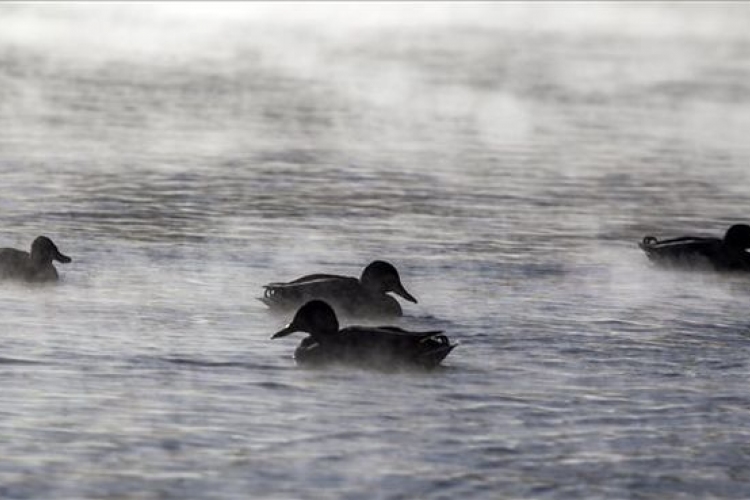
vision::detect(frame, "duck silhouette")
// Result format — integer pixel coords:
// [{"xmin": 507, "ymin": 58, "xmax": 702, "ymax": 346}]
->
[
  {"xmin": 272, "ymin": 300, "xmax": 456, "ymax": 370},
  {"xmin": 639, "ymin": 224, "xmax": 750, "ymax": 271},
  {"xmin": 261, "ymin": 260, "xmax": 417, "ymax": 318},
  {"xmin": 0, "ymin": 236, "xmax": 72, "ymax": 283}
]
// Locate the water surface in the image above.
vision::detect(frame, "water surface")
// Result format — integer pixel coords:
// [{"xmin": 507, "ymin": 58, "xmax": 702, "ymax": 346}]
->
[{"xmin": 2, "ymin": 4, "xmax": 750, "ymax": 499}]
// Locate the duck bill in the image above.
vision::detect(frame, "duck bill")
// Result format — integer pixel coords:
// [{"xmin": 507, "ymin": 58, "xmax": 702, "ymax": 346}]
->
[
  {"xmin": 393, "ymin": 283, "xmax": 417, "ymax": 303},
  {"xmin": 55, "ymin": 250, "xmax": 72, "ymax": 264},
  {"xmin": 272, "ymin": 323, "xmax": 297, "ymax": 339}
]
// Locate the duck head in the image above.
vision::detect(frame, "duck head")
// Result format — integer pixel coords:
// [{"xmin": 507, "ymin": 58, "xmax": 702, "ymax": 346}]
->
[
  {"xmin": 272, "ymin": 300, "xmax": 340, "ymax": 340},
  {"xmin": 724, "ymin": 224, "xmax": 750, "ymax": 250},
  {"xmin": 30, "ymin": 236, "xmax": 72, "ymax": 265},
  {"xmin": 360, "ymin": 260, "xmax": 417, "ymax": 303}
]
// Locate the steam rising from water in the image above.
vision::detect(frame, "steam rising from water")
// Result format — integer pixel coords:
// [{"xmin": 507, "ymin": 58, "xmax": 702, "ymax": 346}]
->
[
  {"xmin": 3, "ymin": 3, "xmax": 750, "ymax": 499},
  {"xmin": 5, "ymin": 3, "xmax": 750, "ymax": 42},
  {"xmin": 4, "ymin": 3, "xmax": 750, "ymax": 66}
]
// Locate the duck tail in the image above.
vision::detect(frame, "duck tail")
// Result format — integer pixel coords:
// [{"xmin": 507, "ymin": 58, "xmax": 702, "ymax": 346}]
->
[
  {"xmin": 418, "ymin": 343, "xmax": 456, "ymax": 368},
  {"xmin": 639, "ymin": 236, "xmax": 658, "ymax": 250}
]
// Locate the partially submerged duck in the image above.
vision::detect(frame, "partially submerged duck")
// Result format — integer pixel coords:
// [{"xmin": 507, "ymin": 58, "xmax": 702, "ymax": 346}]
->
[
  {"xmin": 639, "ymin": 224, "xmax": 750, "ymax": 271},
  {"xmin": 0, "ymin": 236, "xmax": 72, "ymax": 283},
  {"xmin": 261, "ymin": 260, "xmax": 417, "ymax": 318},
  {"xmin": 272, "ymin": 300, "xmax": 456, "ymax": 370}
]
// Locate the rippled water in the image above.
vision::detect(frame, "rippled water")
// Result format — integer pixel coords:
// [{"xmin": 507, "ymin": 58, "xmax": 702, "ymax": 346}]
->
[{"xmin": 2, "ymin": 3, "xmax": 750, "ymax": 499}]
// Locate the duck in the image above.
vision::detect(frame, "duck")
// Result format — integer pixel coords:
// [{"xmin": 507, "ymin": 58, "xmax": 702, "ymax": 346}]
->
[
  {"xmin": 639, "ymin": 224, "xmax": 750, "ymax": 271},
  {"xmin": 272, "ymin": 300, "xmax": 456, "ymax": 370},
  {"xmin": 261, "ymin": 260, "xmax": 418, "ymax": 318},
  {"xmin": 0, "ymin": 236, "xmax": 72, "ymax": 283}
]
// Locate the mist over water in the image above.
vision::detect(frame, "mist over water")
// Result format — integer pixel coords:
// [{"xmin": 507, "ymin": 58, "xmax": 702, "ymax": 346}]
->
[{"xmin": 2, "ymin": 3, "xmax": 750, "ymax": 498}]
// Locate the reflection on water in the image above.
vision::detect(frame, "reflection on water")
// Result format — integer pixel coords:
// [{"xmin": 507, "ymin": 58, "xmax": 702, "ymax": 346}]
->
[{"xmin": 2, "ymin": 3, "xmax": 750, "ymax": 499}]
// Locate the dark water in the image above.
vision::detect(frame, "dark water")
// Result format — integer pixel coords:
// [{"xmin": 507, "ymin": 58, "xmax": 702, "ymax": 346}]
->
[{"xmin": 2, "ymin": 4, "xmax": 750, "ymax": 499}]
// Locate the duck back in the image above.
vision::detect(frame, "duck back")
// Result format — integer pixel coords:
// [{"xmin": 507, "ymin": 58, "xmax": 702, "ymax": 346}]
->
[
  {"xmin": 0, "ymin": 248, "xmax": 58, "ymax": 282},
  {"xmin": 294, "ymin": 326, "xmax": 454, "ymax": 370},
  {"xmin": 639, "ymin": 236, "xmax": 748, "ymax": 270},
  {"xmin": 263, "ymin": 276, "xmax": 402, "ymax": 317},
  {"xmin": 263, "ymin": 275, "xmax": 360, "ymax": 309},
  {"xmin": 0, "ymin": 248, "xmax": 29, "ymax": 278}
]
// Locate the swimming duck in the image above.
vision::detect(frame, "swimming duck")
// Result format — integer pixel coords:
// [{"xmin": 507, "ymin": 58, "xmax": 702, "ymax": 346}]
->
[
  {"xmin": 272, "ymin": 300, "xmax": 456, "ymax": 370},
  {"xmin": 0, "ymin": 236, "xmax": 72, "ymax": 283},
  {"xmin": 639, "ymin": 224, "xmax": 750, "ymax": 271},
  {"xmin": 261, "ymin": 260, "xmax": 417, "ymax": 318}
]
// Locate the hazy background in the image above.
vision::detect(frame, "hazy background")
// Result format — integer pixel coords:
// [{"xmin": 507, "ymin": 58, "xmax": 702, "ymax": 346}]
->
[{"xmin": 1, "ymin": 3, "xmax": 750, "ymax": 499}]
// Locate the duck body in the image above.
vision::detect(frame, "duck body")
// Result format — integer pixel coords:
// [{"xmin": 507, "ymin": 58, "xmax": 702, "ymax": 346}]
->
[
  {"xmin": 273, "ymin": 300, "xmax": 455, "ymax": 370},
  {"xmin": 293, "ymin": 326, "xmax": 455, "ymax": 369},
  {"xmin": 639, "ymin": 224, "xmax": 750, "ymax": 271},
  {"xmin": 261, "ymin": 261, "xmax": 417, "ymax": 318},
  {"xmin": 0, "ymin": 236, "xmax": 72, "ymax": 283}
]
